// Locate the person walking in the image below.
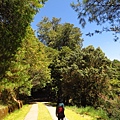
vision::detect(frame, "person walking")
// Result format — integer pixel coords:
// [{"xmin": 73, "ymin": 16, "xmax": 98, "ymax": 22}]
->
[{"xmin": 56, "ymin": 98, "xmax": 65, "ymax": 120}]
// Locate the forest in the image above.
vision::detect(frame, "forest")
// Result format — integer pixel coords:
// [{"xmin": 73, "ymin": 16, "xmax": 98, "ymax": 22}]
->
[{"xmin": 0, "ymin": 0, "xmax": 120, "ymax": 119}]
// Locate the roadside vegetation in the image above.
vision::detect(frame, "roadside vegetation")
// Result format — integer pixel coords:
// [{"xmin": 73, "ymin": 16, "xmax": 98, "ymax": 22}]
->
[
  {"xmin": 1, "ymin": 102, "xmax": 112, "ymax": 120},
  {"xmin": 3, "ymin": 104, "xmax": 31, "ymax": 120},
  {"xmin": 65, "ymin": 108, "xmax": 87, "ymax": 120},
  {"xmin": 3, "ymin": 102, "xmax": 52, "ymax": 120},
  {"xmin": 66, "ymin": 106, "xmax": 109, "ymax": 120}
]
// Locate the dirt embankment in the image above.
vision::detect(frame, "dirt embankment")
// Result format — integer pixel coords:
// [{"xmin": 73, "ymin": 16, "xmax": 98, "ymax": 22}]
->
[
  {"xmin": 0, "ymin": 107, "xmax": 8, "ymax": 120},
  {"xmin": 0, "ymin": 101, "xmax": 23, "ymax": 120}
]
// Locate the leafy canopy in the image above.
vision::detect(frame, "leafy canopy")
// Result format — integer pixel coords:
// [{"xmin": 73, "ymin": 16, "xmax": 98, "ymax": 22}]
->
[
  {"xmin": 71, "ymin": 0, "xmax": 120, "ymax": 41},
  {"xmin": 0, "ymin": 0, "xmax": 47, "ymax": 79},
  {"xmin": 37, "ymin": 17, "xmax": 83, "ymax": 50}
]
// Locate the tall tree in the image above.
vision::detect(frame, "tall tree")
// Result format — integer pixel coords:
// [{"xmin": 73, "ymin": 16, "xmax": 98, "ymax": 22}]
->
[
  {"xmin": 37, "ymin": 17, "xmax": 83, "ymax": 50},
  {"xmin": 0, "ymin": 0, "xmax": 47, "ymax": 80},
  {"xmin": 23, "ymin": 27, "xmax": 51, "ymax": 90},
  {"xmin": 0, "ymin": 26, "xmax": 51, "ymax": 104},
  {"xmin": 71, "ymin": 0, "xmax": 120, "ymax": 41},
  {"xmin": 61, "ymin": 46, "xmax": 112, "ymax": 107},
  {"xmin": 38, "ymin": 17, "xmax": 83, "ymax": 98}
]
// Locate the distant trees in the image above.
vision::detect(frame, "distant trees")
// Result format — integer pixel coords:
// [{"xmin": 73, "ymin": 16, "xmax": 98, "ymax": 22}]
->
[{"xmin": 71, "ymin": 0, "xmax": 120, "ymax": 41}]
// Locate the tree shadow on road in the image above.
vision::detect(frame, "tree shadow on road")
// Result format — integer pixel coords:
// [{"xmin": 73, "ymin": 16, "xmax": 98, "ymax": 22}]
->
[{"xmin": 44, "ymin": 102, "xmax": 57, "ymax": 107}]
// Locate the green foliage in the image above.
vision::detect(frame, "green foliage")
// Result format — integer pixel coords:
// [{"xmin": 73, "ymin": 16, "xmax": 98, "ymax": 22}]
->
[
  {"xmin": 0, "ymin": 0, "xmax": 47, "ymax": 80},
  {"xmin": 37, "ymin": 18, "xmax": 84, "ymax": 98},
  {"xmin": 0, "ymin": 31, "xmax": 31, "ymax": 103},
  {"xmin": 1, "ymin": 2, "xmax": 120, "ymax": 118},
  {"xmin": 110, "ymin": 79, "xmax": 120, "ymax": 95},
  {"xmin": 101, "ymin": 96, "xmax": 120, "ymax": 120},
  {"xmin": 71, "ymin": 0, "xmax": 120, "ymax": 41},
  {"xmin": 112, "ymin": 59, "xmax": 120, "ymax": 80},
  {"xmin": 66, "ymin": 106, "xmax": 109, "ymax": 120},
  {"xmin": 60, "ymin": 46, "xmax": 111, "ymax": 107},
  {"xmin": 37, "ymin": 17, "xmax": 119, "ymax": 119},
  {"xmin": 22, "ymin": 26, "xmax": 51, "ymax": 90},
  {"xmin": 37, "ymin": 17, "xmax": 83, "ymax": 50},
  {"xmin": 49, "ymin": 44, "xmax": 120, "ymax": 120},
  {"xmin": 0, "ymin": 0, "xmax": 48, "ymax": 104},
  {"xmin": 0, "ymin": 26, "xmax": 51, "ymax": 105},
  {"xmin": 49, "ymin": 45, "xmax": 111, "ymax": 107},
  {"xmin": 1, "ymin": 48, "xmax": 30, "ymax": 92},
  {"xmin": 49, "ymin": 47, "xmax": 73, "ymax": 97},
  {"xmin": 3, "ymin": 104, "xmax": 31, "ymax": 120}
]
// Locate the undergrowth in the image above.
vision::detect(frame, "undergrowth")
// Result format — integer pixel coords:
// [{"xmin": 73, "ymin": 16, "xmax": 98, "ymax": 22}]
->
[{"xmin": 66, "ymin": 106, "xmax": 109, "ymax": 120}]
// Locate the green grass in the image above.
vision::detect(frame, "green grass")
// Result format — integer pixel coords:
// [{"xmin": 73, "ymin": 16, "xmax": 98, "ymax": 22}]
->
[
  {"xmin": 3, "ymin": 102, "xmax": 52, "ymax": 120},
  {"xmin": 3, "ymin": 104, "xmax": 32, "ymax": 120},
  {"xmin": 65, "ymin": 108, "xmax": 88, "ymax": 120},
  {"xmin": 37, "ymin": 102, "xmax": 52, "ymax": 120},
  {"xmin": 66, "ymin": 106, "xmax": 109, "ymax": 120},
  {"xmin": 44, "ymin": 102, "xmax": 93, "ymax": 120},
  {"xmin": 2, "ymin": 102, "xmax": 109, "ymax": 120}
]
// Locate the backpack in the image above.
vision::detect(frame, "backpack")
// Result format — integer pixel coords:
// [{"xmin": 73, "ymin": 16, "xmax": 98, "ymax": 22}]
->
[
  {"xmin": 58, "ymin": 106, "xmax": 64, "ymax": 113},
  {"xmin": 56, "ymin": 105, "xmax": 65, "ymax": 118}
]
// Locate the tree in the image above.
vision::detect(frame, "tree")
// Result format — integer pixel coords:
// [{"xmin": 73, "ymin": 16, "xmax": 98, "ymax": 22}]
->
[
  {"xmin": 0, "ymin": 26, "xmax": 51, "ymax": 104},
  {"xmin": 71, "ymin": 0, "xmax": 120, "ymax": 41},
  {"xmin": 37, "ymin": 17, "xmax": 83, "ymax": 50},
  {"xmin": 0, "ymin": 31, "xmax": 31, "ymax": 104},
  {"xmin": 23, "ymin": 27, "xmax": 51, "ymax": 91},
  {"xmin": 112, "ymin": 60, "xmax": 120, "ymax": 80},
  {"xmin": 37, "ymin": 17, "xmax": 83, "ymax": 99},
  {"xmin": 60, "ymin": 46, "xmax": 112, "ymax": 107},
  {"xmin": 49, "ymin": 46, "xmax": 75, "ymax": 99},
  {"xmin": 0, "ymin": 0, "xmax": 47, "ymax": 80},
  {"xmin": 110, "ymin": 60, "xmax": 120, "ymax": 95}
]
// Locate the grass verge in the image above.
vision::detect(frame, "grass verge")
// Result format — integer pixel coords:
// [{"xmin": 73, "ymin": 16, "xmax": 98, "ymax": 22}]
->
[
  {"xmin": 37, "ymin": 102, "xmax": 52, "ymax": 120},
  {"xmin": 66, "ymin": 106, "xmax": 109, "ymax": 120},
  {"xmin": 65, "ymin": 108, "xmax": 88, "ymax": 120},
  {"xmin": 44, "ymin": 102, "xmax": 93, "ymax": 120},
  {"xmin": 3, "ymin": 104, "xmax": 31, "ymax": 120}
]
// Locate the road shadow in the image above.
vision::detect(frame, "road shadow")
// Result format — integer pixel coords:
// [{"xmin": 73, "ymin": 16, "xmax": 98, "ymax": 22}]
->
[{"xmin": 44, "ymin": 102, "xmax": 57, "ymax": 107}]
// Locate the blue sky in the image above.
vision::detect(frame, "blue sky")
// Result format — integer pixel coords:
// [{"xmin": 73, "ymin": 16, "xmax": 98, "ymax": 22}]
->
[{"xmin": 31, "ymin": 0, "xmax": 120, "ymax": 61}]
